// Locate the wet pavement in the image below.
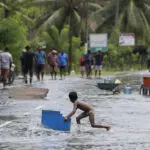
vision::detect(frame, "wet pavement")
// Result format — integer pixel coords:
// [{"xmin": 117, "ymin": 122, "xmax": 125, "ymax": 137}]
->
[{"xmin": 0, "ymin": 72, "xmax": 150, "ymax": 150}]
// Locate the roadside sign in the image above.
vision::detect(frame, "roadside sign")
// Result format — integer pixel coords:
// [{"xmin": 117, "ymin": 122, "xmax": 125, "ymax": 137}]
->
[
  {"xmin": 89, "ymin": 34, "xmax": 108, "ymax": 52},
  {"xmin": 119, "ymin": 33, "xmax": 135, "ymax": 46}
]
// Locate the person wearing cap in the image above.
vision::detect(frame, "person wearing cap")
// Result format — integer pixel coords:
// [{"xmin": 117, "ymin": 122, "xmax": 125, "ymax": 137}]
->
[
  {"xmin": 47, "ymin": 50, "xmax": 58, "ymax": 80},
  {"xmin": 23, "ymin": 46, "xmax": 35, "ymax": 84},
  {"xmin": 112, "ymin": 79, "xmax": 122, "ymax": 94}
]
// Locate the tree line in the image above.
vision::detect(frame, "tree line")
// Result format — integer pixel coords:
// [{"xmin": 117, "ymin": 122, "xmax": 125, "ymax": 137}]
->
[{"xmin": 0, "ymin": 0, "xmax": 150, "ymax": 72}]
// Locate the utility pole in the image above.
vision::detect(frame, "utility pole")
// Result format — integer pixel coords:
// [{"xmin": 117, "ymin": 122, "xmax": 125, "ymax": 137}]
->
[
  {"xmin": 68, "ymin": 0, "xmax": 73, "ymax": 74},
  {"xmin": 85, "ymin": 0, "xmax": 89, "ymax": 49},
  {"xmin": 115, "ymin": 0, "xmax": 120, "ymax": 27}
]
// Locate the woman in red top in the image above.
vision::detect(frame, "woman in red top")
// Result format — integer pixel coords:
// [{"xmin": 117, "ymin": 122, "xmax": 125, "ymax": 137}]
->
[{"xmin": 79, "ymin": 56, "xmax": 85, "ymax": 78}]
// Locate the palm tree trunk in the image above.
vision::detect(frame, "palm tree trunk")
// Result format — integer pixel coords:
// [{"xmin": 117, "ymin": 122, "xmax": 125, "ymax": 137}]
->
[
  {"xmin": 85, "ymin": 1, "xmax": 88, "ymax": 46},
  {"xmin": 68, "ymin": 2, "xmax": 73, "ymax": 74},
  {"xmin": 115, "ymin": 0, "xmax": 120, "ymax": 27},
  {"xmin": 68, "ymin": 18, "xmax": 73, "ymax": 74}
]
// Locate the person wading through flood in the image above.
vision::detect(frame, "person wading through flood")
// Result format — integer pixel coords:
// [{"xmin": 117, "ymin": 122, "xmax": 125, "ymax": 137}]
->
[
  {"xmin": 94, "ymin": 50, "xmax": 103, "ymax": 78},
  {"xmin": 0, "ymin": 48, "xmax": 13, "ymax": 88},
  {"xmin": 47, "ymin": 50, "xmax": 58, "ymax": 80},
  {"xmin": 58, "ymin": 50, "xmax": 68, "ymax": 80},
  {"xmin": 35, "ymin": 46, "xmax": 46, "ymax": 81},
  {"xmin": 79, "ymin": 55, "xmax": 85, "ymax": 78},
  {"xmin": 24, "ymin": 46, "xmax": 35, "ymax": 84},
  {"xmin": 20, "ymin": 49, "xmax": 26, "ymax": 78},
  {"xmin": 84, "ymin": 50, "xmax": 93, "ymax": 79},
  {"xmin": 64, "ymin": 91, "xmax": 111, "ymax": 131}
]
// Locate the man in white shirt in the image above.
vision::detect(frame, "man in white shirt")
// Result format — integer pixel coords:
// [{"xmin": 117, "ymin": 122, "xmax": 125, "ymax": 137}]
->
[{"xmin": 0, "ymin": 48, "xmax": 13, "ymax": 88}]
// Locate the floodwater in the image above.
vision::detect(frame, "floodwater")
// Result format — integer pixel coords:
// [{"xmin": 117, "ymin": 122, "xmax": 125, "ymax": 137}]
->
[{"xmin": 0, "ymin": 72, "xmax": 150, "ymax": 150}]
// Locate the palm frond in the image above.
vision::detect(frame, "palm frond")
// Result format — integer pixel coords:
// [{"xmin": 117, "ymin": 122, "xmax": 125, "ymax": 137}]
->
[
  {"xmin": 59, "ymin": 25, "xmax": 69, "ymax": 49},
  {"xmin": 128, "ymin": 0, "xmax": 138, "ymax": 29},
  {"xmin": 47, "ymin": 25, "xmax": 60, "ymax": 49},
  {"xmin": 33, "ymin": 0, "xmax": 53, "ymax": 6},
  {"xmin": 118, "ymin": 12, "xmax": 125, "ymax": 30},
  {"xmin": 35, "ymin": 7, "xmax": 67, "ymax": 30},
  {"xmin": 15, "ymin": 11, "xmax": 33, "ymax": 22},
  {"xmin": 144, "ymin": 3, "xmax": 150, "ymax": 22},
  {"xmin": 139, "ymin": 9, "xmax": 150, "ymax": 33},
  {"xmin": 0, "ymin": 2, "xmax": 9, "ymax": 10},
  {"xmin": 43, "ymin": 7, "xmax": 67, "ymax": 28},
  {"xmin": 88, "ymin": 2, "xmax": 102, "ymax": 10},
  {"xmin": 73, "ymin": 10, "xmax": 81, "ymax": 24}
]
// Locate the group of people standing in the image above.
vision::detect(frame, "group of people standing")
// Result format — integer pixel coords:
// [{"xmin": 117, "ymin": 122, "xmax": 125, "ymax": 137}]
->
[
  {"xmin": 80, "ymin": 50, "xmax": 103, "ymax": 78},
  {"xmin": 0, "ymin": 46, "xmax": 103, "ymax": 87},
  {"xmin": 20, "ymin": 47, "xmax": 103, "ymax": 84},
  {"xmin": 20, "ymin": 46, "xmax": 68, "ymax": 84},
  {"xmin": 47, "ymin": 50, "xmax": 68, "ymax": 80}
]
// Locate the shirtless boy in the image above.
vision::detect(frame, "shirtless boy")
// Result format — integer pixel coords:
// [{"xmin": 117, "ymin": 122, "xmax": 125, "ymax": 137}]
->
[{"xmin": 64, "ymin": 91, "xmax": 111, "ymax": 131}]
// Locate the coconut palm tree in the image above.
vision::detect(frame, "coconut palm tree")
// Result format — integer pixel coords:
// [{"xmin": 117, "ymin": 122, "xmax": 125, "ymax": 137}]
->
[
  {"xmin": 0, "ymin": 0, "xmax": 33, "ymax": 18},
  {"xmin": 35, "ymin": 0, "xmax": 101, "ymax": 72},
  {"xmin": 94, "ymin": 0, "xmax": 150, "ymax": 43}
]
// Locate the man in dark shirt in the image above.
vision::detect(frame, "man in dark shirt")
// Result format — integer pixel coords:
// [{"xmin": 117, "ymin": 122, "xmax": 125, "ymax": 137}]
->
[
  {"xmin": 94, "ymin": 50, "xmax": 103, "ymax": 78},
  {"xmin": 24, "ymin": 46, "xmax": 35, "ymax": 84}
]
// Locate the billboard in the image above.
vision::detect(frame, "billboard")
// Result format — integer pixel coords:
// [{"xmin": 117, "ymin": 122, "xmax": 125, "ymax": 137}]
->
[
  {"xmin": 119, "ymin": 33, "xmax": 135, "ymax": 46},
  {"xmin": 90, "ymin": 34, "xmax": 108, "ymax": 52}
]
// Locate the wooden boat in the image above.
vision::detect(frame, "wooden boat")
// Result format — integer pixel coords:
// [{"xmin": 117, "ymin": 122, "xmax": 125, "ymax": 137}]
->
[
  {"xmin": 9, "ymin": 87, "xmax": 49, "ymax": 100},
  {"xmin": 97, "ymin": 83, "xmax": 119, "ymax": 91}
]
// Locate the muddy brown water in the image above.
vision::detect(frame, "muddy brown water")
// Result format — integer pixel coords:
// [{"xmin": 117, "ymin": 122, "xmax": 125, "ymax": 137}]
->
[{"xmin": 0, "ymin": 73, "xmax": 150, "ymax": 150}]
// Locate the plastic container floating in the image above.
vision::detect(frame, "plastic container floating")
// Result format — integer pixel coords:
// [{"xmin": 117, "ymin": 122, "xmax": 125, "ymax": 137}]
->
[
  {"xmin": 41, "ymin": 110, "xmax": 71, "ymax": 131},
  {"xmin": 124, "ymin": 86, "xmax": 132, "ymax": 94}
]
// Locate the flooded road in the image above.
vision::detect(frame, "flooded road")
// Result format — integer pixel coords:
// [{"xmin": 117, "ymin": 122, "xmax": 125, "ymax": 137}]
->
[{"xmin": 0, "ymin": 73, "xmax": 150, "ymax": 150}]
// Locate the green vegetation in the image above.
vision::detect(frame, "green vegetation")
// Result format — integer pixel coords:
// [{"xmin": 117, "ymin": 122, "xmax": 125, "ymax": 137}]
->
[
  {"xmin": 0, "ymin": 18, "xmax": 27, "ymax": 62},
  {"xmin": 0, "ymin": 0, "xmax": 149, "ymax": 72}
]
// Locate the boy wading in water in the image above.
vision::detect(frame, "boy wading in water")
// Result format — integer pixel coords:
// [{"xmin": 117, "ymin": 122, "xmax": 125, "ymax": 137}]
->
[{"xmin": 64, "ymin": 91, "xmax": 111, "ymax": 131}]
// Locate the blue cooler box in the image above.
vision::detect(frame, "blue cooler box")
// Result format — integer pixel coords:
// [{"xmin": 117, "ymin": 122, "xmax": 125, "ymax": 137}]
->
[{"xmin": 41, "ymin": 110, "xmax": 71, "ymax": 131}]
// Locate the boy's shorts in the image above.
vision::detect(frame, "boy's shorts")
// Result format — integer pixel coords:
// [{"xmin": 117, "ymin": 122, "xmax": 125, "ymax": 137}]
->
[{"xmin": 95, "ymin": 65, "xmax": 102, "ymax": 71}]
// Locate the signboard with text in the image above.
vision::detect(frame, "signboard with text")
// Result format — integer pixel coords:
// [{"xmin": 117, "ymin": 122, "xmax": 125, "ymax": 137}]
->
[
  {"xmin": 90, "ymin": 34, "xmax": 108, "ymax": 52},
  {"xmin": 119, "ymin": 33, "xmax": 135, "ymax": 46}
]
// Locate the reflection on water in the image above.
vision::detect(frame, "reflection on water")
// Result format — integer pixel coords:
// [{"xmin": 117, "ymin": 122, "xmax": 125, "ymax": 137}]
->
[
  {"xmin": 0, "ymin": 74, "xmax": 150, "ymax": 150},
  {"xmin": 0, "ymin": 115, "xmax": 18, "ymax": 121}
]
